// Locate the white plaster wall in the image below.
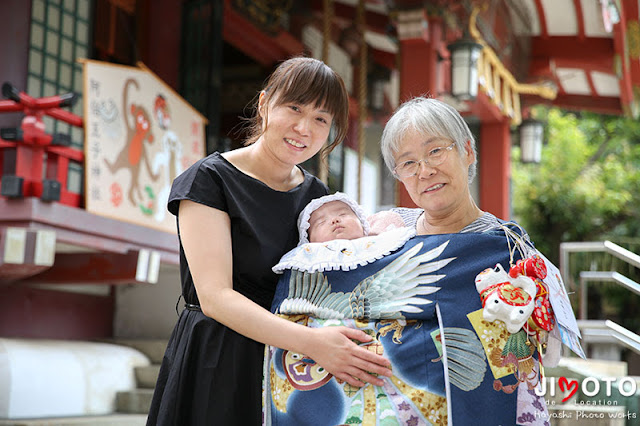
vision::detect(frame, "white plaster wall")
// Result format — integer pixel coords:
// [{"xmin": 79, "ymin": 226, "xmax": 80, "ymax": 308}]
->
[
  {"xmin": 343, "ymin": 147, "xmax": 379, "ymax": 216},
  {"xmin": 114, "ymin": 264, "xmax": 181, "ymax": 339},
  {"xmin": 0, "ymin": 339, "xmax": 149, "ymax": 418}
]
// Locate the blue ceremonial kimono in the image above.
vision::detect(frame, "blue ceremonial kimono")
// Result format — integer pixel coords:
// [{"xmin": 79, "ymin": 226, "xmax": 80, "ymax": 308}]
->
[{"xmin": 263, "ymin": 229, "xmax": 550, "ymax": 426}]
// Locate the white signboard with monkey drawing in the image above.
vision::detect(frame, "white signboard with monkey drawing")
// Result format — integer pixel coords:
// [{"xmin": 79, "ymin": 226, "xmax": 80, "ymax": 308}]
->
[{"xmin": 83, "ymin": 60, "xmax": 206, "ymax": 233}]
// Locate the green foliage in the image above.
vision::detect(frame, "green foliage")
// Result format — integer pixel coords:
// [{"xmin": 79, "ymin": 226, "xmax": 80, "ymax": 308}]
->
[
  {"xmin": 511, "ymin": 108, "xmax": 640, "ymax": 335},
  {"xmin": 512, "ymin": 108, "xmax": 640, "ymax": 264}
]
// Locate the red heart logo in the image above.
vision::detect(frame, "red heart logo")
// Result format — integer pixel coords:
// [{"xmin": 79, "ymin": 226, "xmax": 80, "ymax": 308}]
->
[{"xmin": 558, "ymin": 376, "xmax": 578, "ymax": 402}]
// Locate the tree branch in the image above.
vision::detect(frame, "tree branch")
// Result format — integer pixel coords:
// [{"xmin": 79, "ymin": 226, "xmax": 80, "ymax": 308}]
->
[{"xmin": 578, "ymin": 117, "xmax": 613, "ymax": 176}]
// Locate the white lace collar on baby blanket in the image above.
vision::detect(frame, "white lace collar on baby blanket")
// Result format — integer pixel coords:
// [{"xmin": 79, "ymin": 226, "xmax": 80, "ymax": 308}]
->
[{"xmin": 272, "ymin": 227, "xmax": 416, "ymax": 274}]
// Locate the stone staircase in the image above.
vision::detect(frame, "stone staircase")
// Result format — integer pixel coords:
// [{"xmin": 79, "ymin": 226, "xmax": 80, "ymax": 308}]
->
[{"xmin": 111, "ymin": 339, "xmax": 167, "ymax": 416}]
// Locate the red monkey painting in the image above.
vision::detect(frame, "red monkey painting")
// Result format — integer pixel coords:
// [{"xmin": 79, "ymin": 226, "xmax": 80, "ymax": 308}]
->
[{"xmin": 104, "ymin": 78, "xmax": 159, "ymax": 207}]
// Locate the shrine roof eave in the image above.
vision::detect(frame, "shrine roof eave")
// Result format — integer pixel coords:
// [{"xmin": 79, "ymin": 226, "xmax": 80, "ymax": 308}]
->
[{"xmin": 223, "ymin": 0, "xmax": 305, "ymax": 67}]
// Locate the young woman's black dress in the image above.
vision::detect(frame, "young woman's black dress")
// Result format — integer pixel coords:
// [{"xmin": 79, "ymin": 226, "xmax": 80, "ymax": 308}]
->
[{"xmin": 146, "ymin": 152, "xmax": 328, "ymax": 426}]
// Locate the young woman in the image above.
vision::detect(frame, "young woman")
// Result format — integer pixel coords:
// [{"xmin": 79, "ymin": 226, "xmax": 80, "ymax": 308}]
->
[{"xmin": 146, "ymin": 57, "xmax": 391, "ymax": 426}]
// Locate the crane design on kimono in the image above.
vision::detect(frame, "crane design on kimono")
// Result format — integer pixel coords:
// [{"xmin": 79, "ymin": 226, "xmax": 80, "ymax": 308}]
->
[{"xmin": 278, "ymin": 241, "xmax": 455, "ymax": 320}]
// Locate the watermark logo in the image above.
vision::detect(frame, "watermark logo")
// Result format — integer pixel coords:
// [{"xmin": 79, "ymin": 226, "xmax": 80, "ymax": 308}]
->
[
  {"xmin": 533, "ymin": 376, "xmax": 638, "ymax": 421},
  {"xmin": 535, "ymin": 376, "xmax": 638, "ymax": 402},
  {"xmin": 557, "ymin": 377, "xmax": 579, "ymax": 402}
]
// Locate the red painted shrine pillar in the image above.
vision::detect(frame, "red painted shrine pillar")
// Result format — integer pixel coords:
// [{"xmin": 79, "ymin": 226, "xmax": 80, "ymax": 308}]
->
[
  {"xmin": 479, "ymin": 119, "xmax": 511, "ymax": 220},
  {"xmin": 395, "ymin": 11, "xmax": 442, "ymax": 208}
]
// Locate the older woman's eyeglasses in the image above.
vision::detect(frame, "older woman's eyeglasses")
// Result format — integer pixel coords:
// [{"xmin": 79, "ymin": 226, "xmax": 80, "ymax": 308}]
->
[{"xmin": 392, "ymin": 142, "xmax": 456, "ymax": 179}]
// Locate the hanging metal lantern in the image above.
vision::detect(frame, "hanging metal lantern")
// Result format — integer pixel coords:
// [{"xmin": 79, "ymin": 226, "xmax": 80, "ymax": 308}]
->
[
  {"xmin": 447, "ymin": 37, "xmax": 483, "ymax": 100},
  {"xmin": 519, "ymin": 118, "xmax": 544, "ymax": 163}
]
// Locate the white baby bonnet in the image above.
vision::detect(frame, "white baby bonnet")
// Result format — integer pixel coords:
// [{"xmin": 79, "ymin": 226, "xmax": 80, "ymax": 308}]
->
[{"xmin": 297, "ymin": 192, "xmax": 370, "ymax": 245}]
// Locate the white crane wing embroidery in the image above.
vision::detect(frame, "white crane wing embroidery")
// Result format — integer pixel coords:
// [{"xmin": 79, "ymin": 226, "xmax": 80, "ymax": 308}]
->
[{"xmin": 279, "ymin": 241, "xmax": 455, "ymax": 319}]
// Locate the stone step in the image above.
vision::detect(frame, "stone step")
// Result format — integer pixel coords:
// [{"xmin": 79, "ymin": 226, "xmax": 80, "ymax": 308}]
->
[
  {"xmin": 135, "ymin": 364, "xmax": 161, "ymax": 389},
  {"xmin": 546, "ymin": 357, "xmax": 628, "ymax": 379},
  {"xmin": 0, "ymin": 414, "xmax": 147, "ymax": 426},
  {"xmin": 106, "ymin": 339, "xmax": 168, "ymax": 364},
  {"xmin": 116, "ymin": 389, "xmax": 154, "ymax": 415}
]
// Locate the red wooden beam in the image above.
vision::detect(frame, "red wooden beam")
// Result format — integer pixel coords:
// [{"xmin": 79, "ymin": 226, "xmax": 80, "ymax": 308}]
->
[
  {"xmin": 0, "ymin": 139, "xmax": 16, "ymax": 148},
  {"xmin": 479, "ymin": 120, "xmax": 511, "ymax": 220},
  {"xmin": 612, "ymin": 4, "xmax": 634, "ymax": 113},
  {"xmin": 21, "ymin": 252, "xmax": 142, "ymax": 284},
  {"xmin": 530, "ymin": 56, "xmax": 615, "ymax": 76},
  {"xmin": 0, "ymin": 100, "xmax": 23, "ymax": 112},
  {"xmin": 0, "ymin": 284, "xmax": 114, "ymax": 339},
  {"xmin": 45, "ymin": 108, "xmax": 84, "ymax": 128},
  {"xmin": 585, "ymin": 71, "xmax": 598, "ymax": 97},
  {"xmin": 533, "ymin": 0, "xmax": 548, "ymax": 38},
  {"xmin": 624, "ymin": 0, "xmax": 640, "ymax": 87},
  {"xmin": 47, "ymin": 145, "xmax": 84, "ymax": 162},
  {"xmin": 309, "ymin": 0, "xmax": 390, "ymax": 35},
  {"xmin": 527, "ymin": 58, "xmax": 555, "ymax": 82},
  {"xmin": 371, "ymin": 48, "xmax": 395, "ymax": 70},
  {"xmin": 0, "ymin": 263, "xmax": 50, "ymax": 284},
  {"xmin": 527, "ymin": 56, "xmax": 617, "ymax": 106},
  {"xmin": 531, "ymin": 36, "xmax": 615, "ymax": 68},
  {"xmin": 613, "ymin": 2, "xmax": 638, "ymax": 112},
  {"xmin": 572, "ymin": 0, "xmax": 585, "ymax": 41},
  {"xmin": 550, "ymin": 94, "xmax": 622, "ymax": 115},
  {"xmin": 462, "ymin": 90, "xmax": 504, "ymax": 124},
  {"xmin": 223, "ymin": 0, "xmax": 304, "ymax": 67},
  {"xmin": 45, "ymin": 145, "xmax": 85, "ymax": 207}
]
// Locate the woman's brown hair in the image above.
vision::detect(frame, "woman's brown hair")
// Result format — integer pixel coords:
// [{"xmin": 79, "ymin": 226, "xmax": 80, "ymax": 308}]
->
[{"xmin": 244, "ymin": 56, "xmax": 349, "ymax": 159}]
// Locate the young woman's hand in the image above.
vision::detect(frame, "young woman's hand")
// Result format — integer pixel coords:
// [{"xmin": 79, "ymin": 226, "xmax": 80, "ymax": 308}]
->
[
  {"xmin": 305, "ymin": 326, "xmax": 392, "ymax": 388},
  {"xmin": 179, "ymin": 201, "xmax": 392, "ymax": 388}
]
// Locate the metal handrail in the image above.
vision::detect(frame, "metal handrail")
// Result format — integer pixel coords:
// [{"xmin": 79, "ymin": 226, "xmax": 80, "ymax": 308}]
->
[
  {"xmin": 560, "ymin": 241, "xmax": 640, "ymax": 287},
  {"xmin": 578, "ymin": 319, "xmax": 640, "ymax": 355},
  {"xmin": 560, "ymin": 240, "xmax": 640, "ymax": 356},
  {"xmin": 605, "ymin": 320, "xmax": 640, "ymax": 354},
  {"xmin": 579, "ymin": 271, "xmax": 640, "ymax": 319}
]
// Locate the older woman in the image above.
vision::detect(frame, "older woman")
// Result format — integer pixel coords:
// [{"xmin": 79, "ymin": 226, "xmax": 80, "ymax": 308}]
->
[
  {"xmin": 380, "ymin": 96, "xmax": 497, "ymax": 235},
  {"xmin": 263, "ymin": 97, "xmax": 557, "ymax": 426},
  {"xmin": 378, "ymin": 97, "xmax": 553, "ymax": 425}
]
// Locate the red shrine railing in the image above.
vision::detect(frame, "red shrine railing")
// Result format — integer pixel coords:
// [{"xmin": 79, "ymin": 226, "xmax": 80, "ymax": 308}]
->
[{"xmin": 0, "ymin": 83, "xmax": 85, "ymax": 207}]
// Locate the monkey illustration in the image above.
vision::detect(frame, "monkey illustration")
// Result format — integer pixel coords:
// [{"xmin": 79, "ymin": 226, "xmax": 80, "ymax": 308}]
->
[
  {"xmin": 104, "ymin": 78, "xmax": 159, "ymax": 207},
  {"xmin": 152, "ymin": 93, "xmax": 184, "ymax": 222}
]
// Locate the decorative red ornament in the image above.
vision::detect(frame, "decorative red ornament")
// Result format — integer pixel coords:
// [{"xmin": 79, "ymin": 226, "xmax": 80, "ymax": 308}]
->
[
  {"xmin": 531, "ymin": 279, "xmax": 555, "ymax": 331},
  {"xmin": 508, "ymin": 255, "xmax": 547, "ymax": 280},
  {"xmin": 509, "ymin": 255, "xmax": 554, "ymax": 331},
  {"xmin": 508, "ymin": 259, "xmax": 525, "ymax": 278}
]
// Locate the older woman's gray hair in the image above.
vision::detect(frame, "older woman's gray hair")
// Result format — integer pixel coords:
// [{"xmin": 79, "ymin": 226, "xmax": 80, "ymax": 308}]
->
[{"xmin": 380, "ymin": 97, "xmax": 477, "ymax": 183}]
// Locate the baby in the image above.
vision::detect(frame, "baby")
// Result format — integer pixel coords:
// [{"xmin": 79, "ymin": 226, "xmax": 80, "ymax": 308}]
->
[
  {"xmin": 274, "ymin": 192, "xmax": 412, "ymax": 273},
  {"xmin": 298, "ymin": 192, "xmax": 370, "ymax": 244}
]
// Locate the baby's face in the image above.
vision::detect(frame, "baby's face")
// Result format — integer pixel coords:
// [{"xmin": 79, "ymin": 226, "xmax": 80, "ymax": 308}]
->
[{"xmin": 308, "ymin": 201, "xmax": 365, "ymax": 243}]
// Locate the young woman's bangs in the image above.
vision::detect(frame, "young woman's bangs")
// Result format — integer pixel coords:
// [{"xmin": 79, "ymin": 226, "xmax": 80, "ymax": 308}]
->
[{"xmin": 276, "ymin": 68, "xmax": 344, "ymax": 116}]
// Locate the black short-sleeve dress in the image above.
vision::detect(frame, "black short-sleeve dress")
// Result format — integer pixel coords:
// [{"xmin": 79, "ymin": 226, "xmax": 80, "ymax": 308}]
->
[{"xmin": 147, "ymin": 152, "xmax": 328, "ymax": 426}]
